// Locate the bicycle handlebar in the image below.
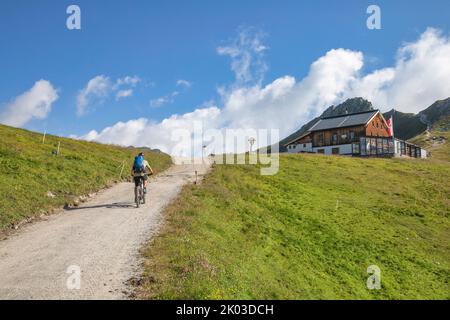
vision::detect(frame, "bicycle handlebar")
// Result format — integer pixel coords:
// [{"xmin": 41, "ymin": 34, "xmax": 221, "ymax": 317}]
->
[{"xmin": 132, "ymin": 172, "xmax": 154, "ymax": 177}]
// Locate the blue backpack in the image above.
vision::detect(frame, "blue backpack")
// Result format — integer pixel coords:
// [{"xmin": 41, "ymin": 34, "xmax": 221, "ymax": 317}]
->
[{"xmin": 133, "ymin": 155, "xmax": 145, "ymax": 172}]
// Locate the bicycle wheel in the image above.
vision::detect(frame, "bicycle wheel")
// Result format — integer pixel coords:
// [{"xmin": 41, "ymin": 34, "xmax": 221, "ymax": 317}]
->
[
  {"xmin": 139, "ymin": 180, "xmax": 144, "ymax": 205},
  {"xmin": 135, "ymin": 186, "xmax": 140, "ymax": 208}
]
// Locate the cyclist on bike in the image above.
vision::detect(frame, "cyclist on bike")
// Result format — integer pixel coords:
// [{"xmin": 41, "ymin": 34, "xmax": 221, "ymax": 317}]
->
[{"xmin": 131, "ymin": 152, "xmax": 154, "ymax": 196}]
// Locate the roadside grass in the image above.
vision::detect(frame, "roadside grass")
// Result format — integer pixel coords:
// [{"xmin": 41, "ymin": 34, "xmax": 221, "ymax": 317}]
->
[
  {"xmin": 138, "ymin": 153, "xmax": 449, "ymax": 299},
  {"xmin": 0, "ymin": 124, "xmax": 172, "ymax": 230}
]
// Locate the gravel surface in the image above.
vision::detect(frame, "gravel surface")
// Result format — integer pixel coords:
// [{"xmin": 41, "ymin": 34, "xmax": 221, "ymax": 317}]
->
[{"xmin": 0, "ymin": 163, "xmax": 210, "ymax": 300}]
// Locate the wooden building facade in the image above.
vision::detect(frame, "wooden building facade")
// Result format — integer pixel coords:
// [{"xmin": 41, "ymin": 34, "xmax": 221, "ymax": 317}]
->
[{"xmin": 285, "ymin": 110, "xmax": 426, "ymax": 158}]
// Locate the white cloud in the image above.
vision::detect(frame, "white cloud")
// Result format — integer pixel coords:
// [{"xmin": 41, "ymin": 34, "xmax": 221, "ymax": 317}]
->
[
  {"xmin": 116, "ymin": 89, "xmax": 133, "ymax": 100},
  {"xmin": 150, "ymin": 91, "xmax": 179, "ymax": 108},
  {"xmin": 348, "ymin": 28, "xmax": 450, "ymax": 112},
  {"xmin": 76, "ymin": 75, "xmax": 111, "ymax": 116},
  {"xmin": 114, "ymin": 75, "xmax": 141, "ymax": 89},
  {"xmin": 150, "ymin": 79, "xmax": 191, "ymax": 107},
  {"xmin": 0, "ymin": 80, "xmax": 58, "ymax": 127},
  {"xmin": 77, "ymin": 75, "xmax": 142, "ymax": 115},
  {"xmin": 76, "ymin": 28, "xmax": 450, "ymax": 156},
  {"xmin": 79, "ymin": 118, "xmax": 148, "ymax": 146},
  {"xmin": 80, "ymin": 107, "xmax": 221, "ymax": 153},
  {"xmin": 216, "ymin": 48, "xmax": 364, "ymax": 132},
  {"xmin": 217, "ymin": 27, "xmax": 268, "ymax": 85},
  {"xmin": 176, "ymin": 79, "xmax": 192, "ymax": 88},
  {"xmin": 149, "ymin": 97, "xmax": 169, "ymax": 108}
]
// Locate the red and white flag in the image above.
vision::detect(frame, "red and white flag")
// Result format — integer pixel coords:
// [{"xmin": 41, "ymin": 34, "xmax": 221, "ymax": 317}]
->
[{"xmin": 386, "ymin": 117, "xmax": 394, "ymax": 137}]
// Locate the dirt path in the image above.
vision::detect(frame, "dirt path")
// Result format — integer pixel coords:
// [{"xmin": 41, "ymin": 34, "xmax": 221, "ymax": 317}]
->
[{"xmin": 0, "ymin": 162, "xmax": 210, "ymax": 300}]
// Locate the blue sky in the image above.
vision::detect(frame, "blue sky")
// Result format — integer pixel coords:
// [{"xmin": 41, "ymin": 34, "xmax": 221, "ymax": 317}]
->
[{"xmin": 0, "ymin": 0, "xmax": 449, "ymax": 151}]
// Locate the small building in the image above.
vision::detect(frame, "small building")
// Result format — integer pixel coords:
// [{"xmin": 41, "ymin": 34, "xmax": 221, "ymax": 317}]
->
[{"xmin": 285, "ymin": 110, "xmax": 427, "ymax": 158}]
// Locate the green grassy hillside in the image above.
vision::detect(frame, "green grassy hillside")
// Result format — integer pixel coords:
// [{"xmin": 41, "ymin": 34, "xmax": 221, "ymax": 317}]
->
[
  {"xmin": 138, "ymin": 154, "xmax": 449, "ymax": 299},
  {"xmin": 0, "ymin": 124, "xmax": 172, "ymax": 230},
  {"xmin": 409, "ymin": 119, "xmax": 450, "ymax": 162}
]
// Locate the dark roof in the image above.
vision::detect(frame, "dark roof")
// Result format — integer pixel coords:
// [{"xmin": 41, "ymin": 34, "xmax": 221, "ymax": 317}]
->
[
  {"xmin": 308, "ymin": 110, "xmax": 378, "ymax": 132},
  {"xmin": 284, "ymin": 132, "xmax": 311, "ymax": 146}
]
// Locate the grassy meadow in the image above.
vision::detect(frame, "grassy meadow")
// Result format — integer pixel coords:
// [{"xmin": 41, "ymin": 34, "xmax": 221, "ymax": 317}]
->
[
  {"xmin": 0, "ymin": 124, "xmax": 172, "ymax": 230},
  {"xmin": 138, "ymin": 153, "xmax": 449, "ymax": 299},
  {"xmin": 409, "ymin": 125, "xmax": 450, "ymax": 163}
]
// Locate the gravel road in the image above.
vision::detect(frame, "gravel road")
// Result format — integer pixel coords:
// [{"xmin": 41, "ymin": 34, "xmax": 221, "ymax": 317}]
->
[{"xmin": 0, "ymin": 162, "xmax": 210, "ymax": 299}]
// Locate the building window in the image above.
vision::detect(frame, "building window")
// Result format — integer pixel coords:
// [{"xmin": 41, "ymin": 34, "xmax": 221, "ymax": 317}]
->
[
  {"xmin": 352, "ymin": 142, "xmax": 360, "ymax": 154},
  {"xmin": 383, "ymin": 139, "xmax": 389, "ymax": 154},
  {"xmin": 303, "ymin": 144, "xmax": 306, "ymax": 148},
  {"xmin": 377, "ymin": 138, "xmax": 383, "ymax": 154},
  {"xmin": 317, "ymin": 149, "xmax": 325, "ymax": 154},
  {"xmin": 332, "ymin": 147, "xmax": 340, "ymax": 155},
  {"xmin": 318, "ymin": 133, "xmax": 324, "ymax": 145},
  {"xmin": 388, "ymin": 140, "xmax": 394, "ymax": 154},
  {"xmin": 360, "ymin": 137, "xmax": 366, "ymax": 156},
  {"xmin": 370, "ymin": 138, "xmax": 377, "ymax": 155},
  {"xmin": 332, "ymin": 133, "xmax": 337, "ymax": 143},
  {"xmin": 349, "ymin": 131, "xmax": 355, "ymax": 140}
]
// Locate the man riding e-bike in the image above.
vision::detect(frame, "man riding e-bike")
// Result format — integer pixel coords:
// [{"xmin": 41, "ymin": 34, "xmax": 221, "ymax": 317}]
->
[{"xmin": 131, "ymin": 152, "xmax": 154, "ymax": 202}]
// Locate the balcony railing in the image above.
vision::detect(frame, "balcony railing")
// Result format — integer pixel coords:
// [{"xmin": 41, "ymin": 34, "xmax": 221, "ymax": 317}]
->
[{"xmin": 313, "ymin": 135, "xmax": 360, "ymax": 147}]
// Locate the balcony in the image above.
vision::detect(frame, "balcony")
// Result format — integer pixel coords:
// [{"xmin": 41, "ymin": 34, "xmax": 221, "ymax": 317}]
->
[{"xmin": 313, "ymin": 134, "xmax": 360, "ymax": 148}]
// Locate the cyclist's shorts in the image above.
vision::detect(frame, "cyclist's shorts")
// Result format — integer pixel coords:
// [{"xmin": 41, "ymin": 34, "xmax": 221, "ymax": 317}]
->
[{"xmin": 133, "ymin": 176, "xmax": 145, "ymax": 187}]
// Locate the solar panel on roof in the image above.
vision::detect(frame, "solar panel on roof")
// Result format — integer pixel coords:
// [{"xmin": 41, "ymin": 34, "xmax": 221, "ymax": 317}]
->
[{"xmin": 309, "ymin": 111, "xmax": 378, "ymax": 131}]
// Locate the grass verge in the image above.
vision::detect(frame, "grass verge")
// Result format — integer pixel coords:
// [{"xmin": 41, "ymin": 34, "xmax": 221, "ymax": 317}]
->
[
  {"xmin": 137, "ymin": 154, "xmax": 449, "ymax": 299},
  {"xmin": 0, "ymin": 124, "xmax": 172, "ymax": 230}
]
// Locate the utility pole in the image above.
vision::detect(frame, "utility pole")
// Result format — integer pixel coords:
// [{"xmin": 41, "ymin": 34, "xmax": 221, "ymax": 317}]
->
[
  {"xmin": 202, "ymin": 145, "xmax": 206, "ymax": 163},
  {"xmin": 248, "ymin": 137, "xmax": 256, "ymax": 153}
]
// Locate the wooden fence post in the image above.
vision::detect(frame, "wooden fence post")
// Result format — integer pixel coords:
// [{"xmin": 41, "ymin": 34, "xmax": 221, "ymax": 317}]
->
[{"xmin": 119, "ymin": 160, "xmax": 125, "ymax": 179}]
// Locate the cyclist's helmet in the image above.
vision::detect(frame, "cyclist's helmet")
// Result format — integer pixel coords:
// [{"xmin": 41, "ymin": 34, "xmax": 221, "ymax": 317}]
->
[{"xmin": 139, "ymin": 152, "xmax": 144, "ymax": 157}]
